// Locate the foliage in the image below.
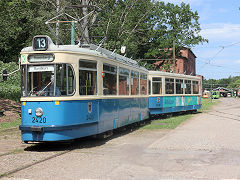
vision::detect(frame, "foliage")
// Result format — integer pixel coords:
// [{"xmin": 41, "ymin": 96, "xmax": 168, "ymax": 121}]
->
[
  {"xmin": 0, "ymin": 0, "xmax": 208, "ymax": 70},
  {"xmin": 0, "ymin": 61, "xmax": 21, "ymax": 101},
  {"xmin": 0, "ymin": 0, "xmax": 52, "ymax": 63},
  {"xmin": 143, "ymin": 1, "xmax": 208, "ymax": 70},
  {"xmin": 204, "ymin": 76, "xmax": 240, "ymax": 90},
  {"xmin": 91, "ymin": 0, "xmax": 154, "ymax": 59}
]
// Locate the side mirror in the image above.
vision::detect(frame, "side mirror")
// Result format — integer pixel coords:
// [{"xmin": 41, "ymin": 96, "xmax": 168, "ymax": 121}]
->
[{"xmin": 2, "ymin": 69, "xmax": 7, "ymax": 81}]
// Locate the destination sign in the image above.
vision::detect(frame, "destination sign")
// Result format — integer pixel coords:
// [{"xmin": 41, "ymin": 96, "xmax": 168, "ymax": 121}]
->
[
  {"xmin": 28, "ymin": 54, "xmax": 54, "ymax": 62},
  {"xmin": 28, "ymin": 65, "xmax": 54, "ymax": 72}
]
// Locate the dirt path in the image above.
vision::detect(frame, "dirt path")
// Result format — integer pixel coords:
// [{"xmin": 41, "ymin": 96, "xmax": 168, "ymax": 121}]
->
[
  {"xmin": 1, "ymin": 98, "xmax": 240, "ymax": 179},
  {"xmin": 0, "ymin": 98, "xmax": 20, "ymax": 123}
]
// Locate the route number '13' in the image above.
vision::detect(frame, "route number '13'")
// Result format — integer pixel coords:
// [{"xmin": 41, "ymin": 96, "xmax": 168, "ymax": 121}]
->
[
  {"xmin": 33, "ymin": 36, "xmax": 48, "ymax": 50},
  {"xmin": 37, "ymin": 38, "xmax": 46, "ymax": 48}
]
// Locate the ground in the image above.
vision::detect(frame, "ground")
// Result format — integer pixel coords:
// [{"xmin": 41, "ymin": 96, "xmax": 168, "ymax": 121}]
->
[
  {"xmin": 1, "ymin": 98, "xmax": 240, "ymax": 179},
  {"xmin": 0, "ymin": 98, "xmax": 20, "ymax": 123}
]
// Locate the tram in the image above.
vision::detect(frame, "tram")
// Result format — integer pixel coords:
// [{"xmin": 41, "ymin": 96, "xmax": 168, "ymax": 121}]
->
[
  {"xmin": 19, "ymin": 35, "xmax": 149, "ymax": 142},
  {"xmin": 148, "ymin": 71, "xmax": 201, "ymax": 115},
  {"xmin": 19, "ymin": 35, "xmax": 201, "ymax": 142}
]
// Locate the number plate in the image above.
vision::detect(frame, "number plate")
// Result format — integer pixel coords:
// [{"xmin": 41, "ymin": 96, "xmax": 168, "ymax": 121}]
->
[{"xmin": 32, "ymin": 117, "xmax": 47, "ymax": 124}]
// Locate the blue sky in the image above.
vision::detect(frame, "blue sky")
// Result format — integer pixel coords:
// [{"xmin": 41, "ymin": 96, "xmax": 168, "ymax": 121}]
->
[{"xmin": 162, "ymin": 0, "xmax": 240, "ymax": 80}]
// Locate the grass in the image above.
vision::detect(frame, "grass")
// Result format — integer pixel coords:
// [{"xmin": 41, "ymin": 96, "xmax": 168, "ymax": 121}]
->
[
  {"xmin": 141, "ymin": 97, "xmax": 220, "ymax": 130},
  {"xmin": 0, "ymin": 119, "xmax": 21, "ymax": 131},
  {"xmin": 142, "ymin": 113, "xmax": 194, "ymax": 130},
  {"xmin": 198, "ymin": 98, "xmax": 220, "ymax": 113},
  {"xmin": 0, "ymin": 98, "xmax": 220, "ymax": 131}
]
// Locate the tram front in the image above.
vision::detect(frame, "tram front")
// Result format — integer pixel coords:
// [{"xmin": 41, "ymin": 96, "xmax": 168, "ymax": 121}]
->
[{"xmin": 19, "ymin": 36, "xmax": 78, "ymax": 142}]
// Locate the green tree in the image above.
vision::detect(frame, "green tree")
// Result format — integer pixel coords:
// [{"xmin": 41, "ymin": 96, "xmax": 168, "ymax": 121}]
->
[
  {"xmin": 143, "ymin": 2, "xmax": 208, "ymax": 70},
  {"xmin": 0, "ymin": 0, "xmax": 208, "ymax": 69},
  {"xmin": 0, "ymin": 0, "xmax": 51, "ymax": 63},
  {"xmin": 91, "ymin": 0, "xmax": 153, "ymax": 59}
]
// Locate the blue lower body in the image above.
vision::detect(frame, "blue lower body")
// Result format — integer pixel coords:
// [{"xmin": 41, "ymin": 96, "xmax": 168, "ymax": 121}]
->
[
  {"xmin": 149, "ymin": 96, "xmax": 201, "ymax": 115},
  {"xmin": 149, "ymin": 105, "xmax": 201, "ymax": 115},
  {"xmin": 20, "ymin": 97, "xmax": 149, "ymax": 142},
  {"xmin": 20, "ymin": 96, "xmax": 201, "ymax": 142}
]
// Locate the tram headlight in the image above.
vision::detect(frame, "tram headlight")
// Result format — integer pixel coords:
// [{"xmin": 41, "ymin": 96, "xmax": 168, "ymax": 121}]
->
[{"xmin": 35, "ymin": 108, "xmax": 43, "ymax": 117}]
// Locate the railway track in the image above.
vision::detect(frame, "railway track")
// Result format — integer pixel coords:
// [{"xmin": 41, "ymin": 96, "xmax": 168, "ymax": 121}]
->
[
  {"xmin": 0, "ymin": 135, "xmax": 107, "ymax": 179},
  {"xmin": 207, "ymin": 110, "xmax": 240, "ymax": 122},
  {"xmin": 0, "ymin": 150, "xmax": 70, "ymax": 179},
  {"xmin": 205, "ymin": 100, "xmax": 240, "ymax": 122}
]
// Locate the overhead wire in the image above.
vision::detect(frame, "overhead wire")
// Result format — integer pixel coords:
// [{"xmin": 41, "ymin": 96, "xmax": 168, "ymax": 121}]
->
[{"xmin": 197, "ymin": 41, "xmax": 240, "ymax": 71}]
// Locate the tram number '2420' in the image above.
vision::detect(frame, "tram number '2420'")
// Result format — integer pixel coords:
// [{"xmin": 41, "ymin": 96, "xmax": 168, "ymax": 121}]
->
[{"xmin": 32, "ymin": 117, "xmax": 47, "ymax": 123}]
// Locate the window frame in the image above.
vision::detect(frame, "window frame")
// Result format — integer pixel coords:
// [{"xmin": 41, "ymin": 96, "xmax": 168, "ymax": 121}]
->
[
  {"xmin": 21, "ymin": 63, "xmax": 76, "ymax": 97},
  {"xmin": 192, "ymin": 80, "xmax": 199, "ymax": 94},
  {"xmin": 131, "ymin": 70, "xmax": 140, "ymax": 95},
  {"xmin": 103, "ymin": 63, "xmax": 117, "ymax": 95},
  {"xmin": 165, "ymin": 78, "xmax": 174, "ymax": 94},
  {"xmin": 79, "ymin": 59, "xmax": 98, "ymax": 96},
  {"xmin": 184, "ymin": 80, "xmax": 192, "ymax": 94},
  {"xmin": 56, "ymin": 63, "xmax": 76, "ymax": 96},
  {"xmin": 176, "ymin": 79, "xmax": 184, "ymax": 94},
  {"xmin": 140, "ymin": 73, "xmax": 148, "ymax": 95},
  {"xmin": 152, "ymin": 77, "xmax": 162, "ymax": 95},
  {"xmin": 119, "ymin": 67, "xmax": 130, "ymax": 96}
]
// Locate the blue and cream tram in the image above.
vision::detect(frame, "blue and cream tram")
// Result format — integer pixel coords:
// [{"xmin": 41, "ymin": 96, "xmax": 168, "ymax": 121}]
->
[
  {"xmin": 148, "ymin": 71, "xmax": 201, "ymax": 115},
  {"xmin": 19, "ymin": 36, "xmax": 149, "ymax": 142}
]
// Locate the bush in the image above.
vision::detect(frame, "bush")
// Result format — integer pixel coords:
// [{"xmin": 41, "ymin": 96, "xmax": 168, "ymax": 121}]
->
[{"xmin": 0, "ymin": 61, "xmax": 21, "ymax": 101}]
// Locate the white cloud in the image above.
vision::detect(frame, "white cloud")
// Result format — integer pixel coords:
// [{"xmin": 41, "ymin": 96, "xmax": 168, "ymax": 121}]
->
[
  {"xmin": 235, "ymin": 60, "xmax": 240, "ymax": 64},
  {"xmin": 200, "ymin": 23, "xmax": 240, "ymax": 42}
]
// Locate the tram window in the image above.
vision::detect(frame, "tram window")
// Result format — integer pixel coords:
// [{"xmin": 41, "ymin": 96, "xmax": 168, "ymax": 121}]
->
[
  {"xmin": 119, "ymin": 68, "xmax": 130, "ymax": 95},
  {"xmin": 176, "ymin": 79, "xmax": 183, "ymax": 94},
  {"xmin": 79, "ymin": 60, "xmax": 96, "ymax": 69},
  {"xmin": 55, "ymin": 64, "xmax": 75, "ymax": 96},
  {"xmin": 165, "ymin": 78, "xmax": 174, "ymax": 94},
  {"xmin": 193, "ymin": 81, "xmax": 199, "ymax": 94},
  {"xmin": 79, "ymin": 60, "xmax": 97, "ymax": 95},
  {"xmin": 103, "ymin": 64, "xmax": 117, "ymax": 95},
  {"xmin": 67, "ymin": 65, "xmax": 74, "ymax": 94},
  {"xmin": 185, "ymin": 80, "xmax": 192, "ymax": 94},
  {"xmin": 26, "ymin": 66, "xmax": 54, "ymax": 96},
  {"xmin": 140, "ymin": 73, "xmax": 147, "ymax": 95},
  {"xmin": 152, "ymin": 77, "xmax": 162, "ymax": 95},
  {"xmin": 56, "ymin": 64, "xmax": 75, "ymax": 96},
  {"xmin": 21, "ymin": 65, "xmax": 27, "ymax": 97},
  {"xmin": 131, "ymin": 71, "xmax": 139, "ymax": 95},
  {"xmin": 24, "ymin": 64, "xmax": 75, "ymax": 97}
]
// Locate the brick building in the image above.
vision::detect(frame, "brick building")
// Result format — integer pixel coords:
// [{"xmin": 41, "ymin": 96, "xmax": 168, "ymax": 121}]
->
[
  {"xmin": 175, "ymin": 48, "xmax": 196, "ymax": 75},
  {"xmin": 155, "ymin": 47, "xmax": 204, "ymax": 94},
  {"xmin": 156, "ymin": 47, "xmax": 196, "ymax": 76}
]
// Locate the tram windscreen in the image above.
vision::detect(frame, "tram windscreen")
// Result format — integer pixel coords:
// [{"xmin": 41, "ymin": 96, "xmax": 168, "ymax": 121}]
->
[{"xmin": 21, "ymin": 64, "xmax": 75, "ymax": 97}]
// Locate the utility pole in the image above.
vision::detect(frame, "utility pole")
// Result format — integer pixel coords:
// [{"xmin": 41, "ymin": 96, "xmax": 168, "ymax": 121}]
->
[
  {"xmin": 71, "ymin": 21, "xmax": 75, "ymax": 45},
  {"xmin": 56, "ymin": 0, "xmax": 60, "ymax": 45},
  {"xmin": 173, "ymin": 40, "xmax": 176, "ymax": 73}
]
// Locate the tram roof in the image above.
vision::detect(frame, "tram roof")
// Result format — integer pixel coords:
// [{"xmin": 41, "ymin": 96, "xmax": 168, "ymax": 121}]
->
[
  {"xmin": 148, "ymin": 71, "xmax": 201, "ymax": 79},
  {"xmin": 21, "ymin": 36, "xmax": 148, "ymax": 72}
]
